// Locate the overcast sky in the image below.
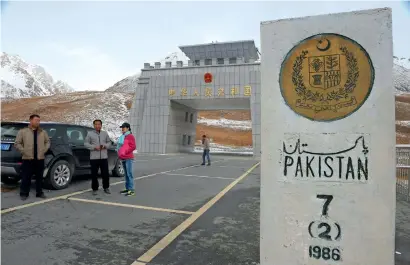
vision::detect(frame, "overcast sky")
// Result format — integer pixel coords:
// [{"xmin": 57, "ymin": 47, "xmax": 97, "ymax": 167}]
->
[{"xmin": 1, "ymin": 0, "xmax": 410, "ymax": 91}]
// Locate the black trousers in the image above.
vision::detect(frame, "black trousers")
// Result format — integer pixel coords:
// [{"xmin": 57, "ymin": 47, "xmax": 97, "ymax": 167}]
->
[
  {"xmin": 90, "ymin": 159, "xmax": 110, "ymax": 191},
  {"xmin": 20, "ymin": 159, "xmax": 44, "ymax": 196}
]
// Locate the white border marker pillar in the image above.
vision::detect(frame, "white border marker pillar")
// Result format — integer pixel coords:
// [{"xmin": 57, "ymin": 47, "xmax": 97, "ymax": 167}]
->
[{"xmin": 260, "ymin": 8, "xmax": 395, "ymax": 265}]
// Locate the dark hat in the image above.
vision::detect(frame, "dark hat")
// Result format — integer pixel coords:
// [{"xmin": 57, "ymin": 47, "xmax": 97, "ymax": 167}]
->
[{"xmin": 120, "ymin": 122, "xmax": 131, "ymax": 128}]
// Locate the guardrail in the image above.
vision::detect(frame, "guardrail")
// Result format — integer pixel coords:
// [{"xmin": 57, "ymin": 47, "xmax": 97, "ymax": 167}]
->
[{"xmin": 396, "ymin": 145, "xmax": 410, "ymax": 201}]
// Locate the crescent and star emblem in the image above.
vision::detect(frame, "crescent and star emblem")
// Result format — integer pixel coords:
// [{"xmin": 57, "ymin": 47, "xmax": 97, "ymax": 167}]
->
[{"xmin": 316, "ymin": 38, "xmax": 331, "ymax": 51}]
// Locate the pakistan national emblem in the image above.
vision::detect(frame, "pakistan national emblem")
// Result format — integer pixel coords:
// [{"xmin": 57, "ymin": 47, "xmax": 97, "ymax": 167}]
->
[{"xmin": 279, "ymin": 33, "xmax": 374, "ymax": 121}]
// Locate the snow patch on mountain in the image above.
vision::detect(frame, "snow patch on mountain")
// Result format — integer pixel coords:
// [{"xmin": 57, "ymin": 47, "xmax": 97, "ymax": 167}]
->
[
  {"xmin": 0, "ymin": 52, "xmax": 75, "ymax": 99},
  {"xmin": 105, "ymin": 74, "xmax": 140, "ymax": 93},
  {"xmin": 393, "ymin": 61, "xmax": 410, "ymax": 94},
  {"xmin": 197, "ymin": 118, "xmax": 251, "ymax": 131},
  {"xmin": 394, "ymin": 56, "xmax": 410, "ymax": 70},
  {"xmin": 161, "ymin": 51, "xmax": 190, "ymax": 65}
]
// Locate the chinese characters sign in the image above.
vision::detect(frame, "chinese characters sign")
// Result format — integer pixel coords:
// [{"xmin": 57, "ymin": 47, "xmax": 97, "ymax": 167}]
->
[{"xmin": 168, "ymin": 86, "xmax": 252, "ymax": 98}]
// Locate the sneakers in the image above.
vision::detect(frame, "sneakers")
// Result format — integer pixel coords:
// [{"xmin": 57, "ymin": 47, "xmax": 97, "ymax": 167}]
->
[
  {"xmin": 20, "ymin": 195, "xmax": 28, "ymax": 201},
  {"xmin": 120, "ymin": 189, "xmax": 129, "ymax": 194},
  {"xmin": 92, "ymin": 190, "xmax": 98, "ymax": 195},
  {"xmin": 125, "ymin": 190, "xmax": 135, "ymax": 196},
  {"xmin": 104, "ymin": 188, "xmax": 111, "ymax": 194},
  {"xmin": 207, "ymin": 163, "xmax": 211, "ymax": 166}
]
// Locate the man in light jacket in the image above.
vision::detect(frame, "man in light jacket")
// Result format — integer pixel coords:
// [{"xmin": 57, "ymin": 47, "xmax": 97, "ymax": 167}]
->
[
  {"xmin": 14, "ymin": 114, "xmax": 50, "ymax": 200},
  {"xmin": 84, "ymin": 119, "xmax": 112, "ymax": 195}
]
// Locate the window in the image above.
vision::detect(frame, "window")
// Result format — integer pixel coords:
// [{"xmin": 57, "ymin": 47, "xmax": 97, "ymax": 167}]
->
[
  {"xmin": 42, "ymin": 125, "xmax": 60, "ymax": 138},
  {"xmin": 1, "ymin": 123, "xmax": 26, "ymax": 139},
  {"xmin": 187, "ymin": 135, "xmax": 191, "ymax": 145},
  {"xmin": 185, "ymin": 112, "xmax": 189, "ymax": 122},
  {"xmin": 229, "ymin": 57, "xmax": 237, "ymax": 64},
  {"xmin": 0, "ymin": 123, "xmax": 60, "ymax": 140},
  {"xmin": 66, "ymin": 127, "xmax": 86, "ymax": 144},
  {"xmin": 194, "ymin": 60, "xmax": 200, "ymax": 66},
  {"xmin": 205, "ymin": 59, "xmax": 212, "ymax": 65},
  {"xmin": 190, "ymin": 113, "xmax": 194, "ymax": 123},
  {"xmin": 217, "ymin": 58, "xmax": 224, "ymax": 65},
  {"xmin": 182, "ymin": 134, "xmax": 187, "ymax": 146}
]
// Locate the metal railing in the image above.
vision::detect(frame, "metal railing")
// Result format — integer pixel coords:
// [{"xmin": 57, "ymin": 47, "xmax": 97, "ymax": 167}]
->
[{"xmin": 396, "ymin": 145, "xmax": 410, "ymax": 201}]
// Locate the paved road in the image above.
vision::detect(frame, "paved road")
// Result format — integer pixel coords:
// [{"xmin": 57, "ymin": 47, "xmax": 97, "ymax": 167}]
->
[{"xmin": 1, "ymin": 154, "xmax": 409, "ymax": 265}]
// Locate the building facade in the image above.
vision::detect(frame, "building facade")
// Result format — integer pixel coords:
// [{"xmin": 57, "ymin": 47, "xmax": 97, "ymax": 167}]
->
[{"xmin": 129, "ymin": 40, "xmax": 261, "ymax": 157}]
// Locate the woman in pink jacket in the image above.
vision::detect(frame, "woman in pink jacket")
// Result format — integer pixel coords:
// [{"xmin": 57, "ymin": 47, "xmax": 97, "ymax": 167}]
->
[{"xmin": 116, "ymin": 122, "xmax": 136, "ymax": 196}]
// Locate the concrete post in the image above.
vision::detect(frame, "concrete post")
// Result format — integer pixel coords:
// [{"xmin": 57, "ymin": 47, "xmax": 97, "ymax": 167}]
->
[{"xmin": 260, "ymin": 8, "xmax": 395, "ymax": 265}]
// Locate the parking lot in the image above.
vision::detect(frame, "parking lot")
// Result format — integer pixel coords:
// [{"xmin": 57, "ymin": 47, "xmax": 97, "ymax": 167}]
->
[{"xmin": 1, "ymin": 154, "xmax": 409, "ymax": 265}]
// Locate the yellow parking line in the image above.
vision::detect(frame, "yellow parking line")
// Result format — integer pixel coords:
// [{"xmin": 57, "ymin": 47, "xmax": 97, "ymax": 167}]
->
[
  {"xmin": 68, "ymin": 197, "xmax": 194, "ymax": 215},
  {"xmin": 1, "ymin": 161, "xmax": 222, "ymax": 215},
  {"xmin": 132, "ymin": 162, "xmax": 260, "ymax": 264}
]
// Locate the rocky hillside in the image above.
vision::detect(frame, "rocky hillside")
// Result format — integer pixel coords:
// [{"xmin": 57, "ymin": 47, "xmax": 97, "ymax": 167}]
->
[
  {"xmin": 1, "ymin": 91, "xmax": 134, "ymax": 140},
  {"xmin": 0, "ymin": 52, "xmax": 75, "ymax": 99},
  {"xmin": 394, "ymin": 63, "xmax": 410, "ymax": 94},
  {"xmin": 105, "ymin": 74, "xmax": 140, "ymax": 93}
]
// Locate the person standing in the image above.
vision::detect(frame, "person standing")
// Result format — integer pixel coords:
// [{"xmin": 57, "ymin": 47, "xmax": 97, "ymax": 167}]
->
[
  {"xmin": 14, "ymin": 114, "xmax": 50, "ymax": 200},
  {"xmin": 84, "ymin": 119, "xmax": 112, "ymax": 195},
  {"xmin": 116, "ymin": 122, "xmax": 136, "ymax": 196},
  {"xmin": 201, "ymin": 134, "xmax": 211, "ymax": 166}
]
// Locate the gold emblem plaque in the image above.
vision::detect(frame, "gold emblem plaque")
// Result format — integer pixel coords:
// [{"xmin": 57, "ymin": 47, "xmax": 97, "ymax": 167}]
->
[{"xmin": 279, "ymin": 33, "xmax": 374, "ymax": 121}]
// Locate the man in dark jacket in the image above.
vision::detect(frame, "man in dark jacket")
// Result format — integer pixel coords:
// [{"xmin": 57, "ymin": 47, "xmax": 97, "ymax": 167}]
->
[
  {"xmin": 84, "ymin": 119, "xmax": 112, "ymax": 195},
  {"xmin": 14, "ymin": 114, "xmax": 50, "ymax": 200}
]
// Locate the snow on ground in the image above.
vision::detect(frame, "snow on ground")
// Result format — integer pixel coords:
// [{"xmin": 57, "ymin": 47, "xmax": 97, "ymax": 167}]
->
[
  {"xmin": 133, "ymin": 143, "xmax": 254, "ymax": 155},
  {"xmin": 197, "ymin": 118, "xmax": 252, "ymax": 131},
  {"xmin": 194, "ymin": 142, "xmax": 253, "ymax": 154},
  {"xmin": 397, "ymin": 121, "xmax": 410, "ymax": 128}
]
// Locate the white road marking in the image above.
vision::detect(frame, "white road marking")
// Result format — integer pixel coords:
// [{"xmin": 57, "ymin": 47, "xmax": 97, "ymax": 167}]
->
[
  {"xmin": 164, "ymin": 173, "xmax": 236, "ymax": 180},
  {"xmin": 1, "ymin": 161, "xmax": 222, "ymax": 214},
  {"xmin": 67, "ymin": 197, "xmax": 194, "ymax": 215}
]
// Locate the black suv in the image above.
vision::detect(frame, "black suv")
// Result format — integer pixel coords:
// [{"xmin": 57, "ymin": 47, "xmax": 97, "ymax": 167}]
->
[{"xmin": 1, "ymin": 121, "xmax": 124, "ymax": 189}]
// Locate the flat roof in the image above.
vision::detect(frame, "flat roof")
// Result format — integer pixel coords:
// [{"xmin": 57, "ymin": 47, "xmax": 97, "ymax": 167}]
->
[{"xmin": 179, "ymin": 40, "xmax": 259, "ymax": 61}]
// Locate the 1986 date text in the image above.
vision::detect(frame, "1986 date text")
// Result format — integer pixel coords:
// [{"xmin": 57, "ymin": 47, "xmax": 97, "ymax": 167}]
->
[{"xmin": 309, "ymin": 245, "xmax": 341, "ymax": 261}]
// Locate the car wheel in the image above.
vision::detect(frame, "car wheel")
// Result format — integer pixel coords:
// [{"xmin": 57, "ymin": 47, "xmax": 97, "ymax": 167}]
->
[
  {"xmin": 1, "ymin": 175, "xmax": 20, "ymax": 185},
  {"xmin": 46, "ymin": 160, "xmax": 73, "ymax": 190},
  {"xmin": 113, "ymin": 159, "xmax": 124, "ymax": 178}
]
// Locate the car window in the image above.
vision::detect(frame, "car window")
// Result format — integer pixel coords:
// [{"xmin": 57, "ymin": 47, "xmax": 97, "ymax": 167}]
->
[
  {"xmin": 1, "ymin": 123, "xmax": 26, "ymax": 138},
  {"xmin": 66, "ymin": 127, "xmax": 86, "ymax": 144},
  {"xmin": 42, "ymin": 126, "xmax": 57, "ymax": 138}
]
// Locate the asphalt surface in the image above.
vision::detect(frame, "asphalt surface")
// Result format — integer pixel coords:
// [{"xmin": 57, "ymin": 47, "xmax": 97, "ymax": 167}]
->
[{"xmin": 1, "ymin": 154, "xmax": 409, "ymax": 265}]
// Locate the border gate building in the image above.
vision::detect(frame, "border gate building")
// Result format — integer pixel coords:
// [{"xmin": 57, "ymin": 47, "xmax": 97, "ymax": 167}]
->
[{"xmin": 129, "ymin": 40, "xmax": 261, "ymax": 157}]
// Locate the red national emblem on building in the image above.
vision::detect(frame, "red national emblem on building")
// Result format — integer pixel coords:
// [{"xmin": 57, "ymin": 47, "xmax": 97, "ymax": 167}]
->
[{"xmin": 204, "ymin": 73, "xmax": 212, "ymax": 83}]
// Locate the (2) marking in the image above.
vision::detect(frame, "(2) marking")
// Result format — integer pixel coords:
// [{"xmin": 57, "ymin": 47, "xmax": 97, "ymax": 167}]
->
[
  {"xmin": 132, "ymin": 162, "xmax": 260, "ymax": 264},
  {"xmin": 67, "ymin": 197, "xmax": 194, "ymax": 215}
]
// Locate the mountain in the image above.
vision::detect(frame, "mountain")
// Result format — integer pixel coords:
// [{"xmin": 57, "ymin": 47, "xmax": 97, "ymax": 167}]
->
[
  {"xmin": 1, "ymin": 91, "xmax": 134, "ymax": 140},
  {"xmin": 105, "ymin": 74, "xmax": 139, "ymax": 93},
  {"xmin": 394, "ymin": 56, "xmax": 410, "ymax": 69},
  {"xmin": 393, "ymin": 58, "xmax": 410, "ymax": 94},
  {"xmin": 0, "ymin": 52, "xmax": 75, "ymax": 99}
]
